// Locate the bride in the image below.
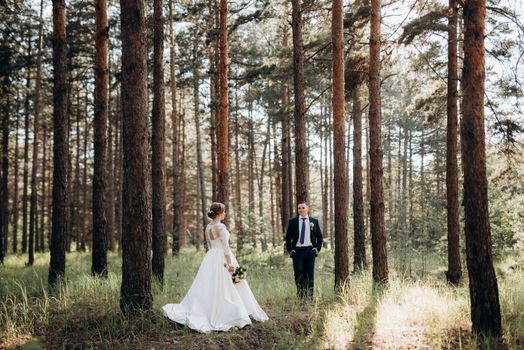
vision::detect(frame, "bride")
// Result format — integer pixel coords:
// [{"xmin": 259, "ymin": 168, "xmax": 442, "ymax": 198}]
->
[{"xmin": 162, "ymin": 202, "xmax": 268, "ymax": 333}]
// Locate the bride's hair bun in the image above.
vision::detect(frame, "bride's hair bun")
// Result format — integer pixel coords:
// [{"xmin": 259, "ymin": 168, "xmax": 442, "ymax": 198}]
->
[{"xmin": 207, "ymin": 202, "xmax": 226, "ymax": 219}]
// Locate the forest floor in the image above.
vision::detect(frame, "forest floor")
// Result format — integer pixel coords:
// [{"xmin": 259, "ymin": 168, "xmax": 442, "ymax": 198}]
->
[{"xmin": 1, "ymin": 248, "xmax": 523, "ymax": 349}]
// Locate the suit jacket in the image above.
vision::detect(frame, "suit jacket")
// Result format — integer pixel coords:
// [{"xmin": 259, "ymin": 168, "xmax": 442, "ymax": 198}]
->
[{"xmin": 285, "ymin": 216, "xmax": 323, "ymax": 254}]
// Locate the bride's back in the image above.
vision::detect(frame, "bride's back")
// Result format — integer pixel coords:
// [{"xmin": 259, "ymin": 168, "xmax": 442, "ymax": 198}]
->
[{"xmin": 205, "ymin": 222, "xmax": 229, "ymax": 250}]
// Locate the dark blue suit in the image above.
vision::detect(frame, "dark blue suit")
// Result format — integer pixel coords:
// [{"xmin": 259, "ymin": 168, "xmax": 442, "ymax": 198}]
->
[{"xmin": 285, "ymin": 217, "xmax": 323, "ymax": 299}]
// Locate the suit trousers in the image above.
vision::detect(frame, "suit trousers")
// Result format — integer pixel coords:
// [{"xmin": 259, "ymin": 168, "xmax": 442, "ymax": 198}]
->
[{"xmin": 292, "ymin": 247, "xmax": 316, "ymax": 299}]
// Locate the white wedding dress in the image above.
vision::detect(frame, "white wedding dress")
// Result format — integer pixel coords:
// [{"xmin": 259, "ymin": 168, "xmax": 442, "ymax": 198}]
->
[{"xmin": 162, "ymin": 221, "xmax": 268, "ymax": 333}]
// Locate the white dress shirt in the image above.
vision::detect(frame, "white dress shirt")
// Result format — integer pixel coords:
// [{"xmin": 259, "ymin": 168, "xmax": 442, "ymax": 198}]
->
[{"xmin": 295, "ymin": 215, "xmax": 312, "ymax": 247}]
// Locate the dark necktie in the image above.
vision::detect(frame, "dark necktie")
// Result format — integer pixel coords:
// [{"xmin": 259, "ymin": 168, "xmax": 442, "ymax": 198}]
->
[{"xmin": 300, "ymin": 218, "xmax": 306, "ymax": 244}]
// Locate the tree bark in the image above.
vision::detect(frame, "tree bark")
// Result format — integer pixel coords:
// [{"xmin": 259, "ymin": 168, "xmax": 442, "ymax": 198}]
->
[
  {"xmin": 280, "ymin": 23, "xmax": 291, "ymax": 234},
  {"xmin": 248, "ymin": 103, "xmax": 256, "ymax": 247},
  {"xmin": 1, "ymin": 77, "xmax": 9, "ymax": 263},
  {"xmin": 368, "ymin": 0, "xmax": 388, "ymax": 284},
  {"xmin": 12, "ymin": 94, "xmax": 20, "ymax": 253},
  {"xmin": 324, "ymin": 104, "xmax": 330, "ymax": 249},
  {"xmin": 353, "ymin": 87, "xmax": 366, "ymax": 271},
  {"xmin": 332, "ymin": 0, "xmax": 349, "ymax": 288},
  {"xmin": 22, "ymin": 29, "xmax": 32, "ymax": 255},
  {"xmin": 461, "ymin": 0, "xmax": 501, "ymax": 336},
  {"xmin": 107, "ymin": 60, "xmax": 116, "ymax": 251},
  {"xmin": 119, "ymin": 0, "xmax": 152, "ymax": 312},
  {"xmin": 234, "ymin": 86, "xmax": 244, "ymax": 252},
  {"xmin": 193, "ymin": 55, "xmax": 206, "ymax": 250},
  {"xmin": 81, "ymin": 88, "xmax": 89, "ymax": 251},
  {"xmin": 291, "ymin": 0, "xmax": 308, "ymax": 205},
  {"xmin": 74, "ymin": 90, "xmax": 82, "ymax": 251},
  {"xmin": 216, "ymin": 0, "xmax": 229, "ymax": 207},
  {"xmin": 93, "ymin": 0, "xmax": 109, "ymax": 277},
  {"xmin": 28, "ymin": 0, "xmax": 45, "ymax": 264},
  {"xmin": 152, "ymin": 0, "xmax": 167, "ymax": 284},
  {"xmin": 40, "ymin": 121, "xmax": 47, "ymax": 252},
  {"xmin": 49, "ymin": 0, "xmax": 69, "ymax": 285},
  {"xmin": 170, "ymin": 0, "xmax": 183, "ymax": 255},
  {"xmin": 446, "ymin": 0, "xmax": 462, "ymax": 285}
]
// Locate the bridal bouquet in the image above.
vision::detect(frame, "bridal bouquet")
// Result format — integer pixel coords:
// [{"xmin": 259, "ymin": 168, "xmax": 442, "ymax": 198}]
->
[
  {"xmin": 225, "ymin": 264, "xmax": 247, "ymax": 283},
  {"xmin": 232, "ymin": 266, "xmax": 247, "ymax": 284}
]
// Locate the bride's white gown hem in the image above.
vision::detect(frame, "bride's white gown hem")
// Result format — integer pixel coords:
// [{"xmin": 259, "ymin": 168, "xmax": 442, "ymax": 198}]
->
[{"xmin": 162, "ymin": 222, "xmax": 268, "ymax": 333}]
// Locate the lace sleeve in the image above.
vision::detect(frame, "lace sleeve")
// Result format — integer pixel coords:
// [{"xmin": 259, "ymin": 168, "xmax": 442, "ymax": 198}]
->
[
  {"xmin": 204, "ymin": 225, "xmax": 211, "ymax": 250},
  {"xmin": 217, "ymin": 224, "xmax": 232, "ymax": 257}
]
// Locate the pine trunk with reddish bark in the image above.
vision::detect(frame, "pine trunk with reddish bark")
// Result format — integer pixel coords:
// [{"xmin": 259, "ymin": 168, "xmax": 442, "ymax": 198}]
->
[
  {"xmin": 353, "ymin": 87, "xmax": 366, "ymax": 271},
  {"xmin": 368, "ymin": 0, "xmax": 388, "ymax": 284},
  {"xmin": 119, "ymin": 0, "xmax": 153, "ymax": 312},
  {"xmin": 216, "ymin": 0, "xmax": 229, "ymax": 207},
  {"xmin": 291, "ymin": 0, "xmax": 307, "ymax": 206},
  {"xmin": 446, "ymin": 0, "xmax": 461, "ymax": 285},
  {"xmin": 49, "ymin": 0, "xmax": 69, "ymax": 285},
  {"xmin": 92, "ymin": 0, "xmax": 109, "ymax": 277},
  {"xmin": 461, "ymin": 0, "xmax": 501, "ymax": 337},
  {"xmin": 332, "ymin": 0, "xmax": 349, "ymax": 288},
  {"xmin": 152, "ymin": 0, "xmax": 167, "ymax": 284}
]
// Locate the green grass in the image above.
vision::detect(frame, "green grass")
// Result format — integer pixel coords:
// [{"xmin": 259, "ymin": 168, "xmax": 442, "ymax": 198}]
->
[{"xmin": 1, "ymin": 249, "xmax": 523, "ymax": 349}]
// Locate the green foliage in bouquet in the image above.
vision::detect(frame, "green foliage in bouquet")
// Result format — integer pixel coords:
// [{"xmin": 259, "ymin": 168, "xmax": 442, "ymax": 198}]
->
[{"xmin": 232, "ymin": 266, "xmax": 247, "ymax": 284}]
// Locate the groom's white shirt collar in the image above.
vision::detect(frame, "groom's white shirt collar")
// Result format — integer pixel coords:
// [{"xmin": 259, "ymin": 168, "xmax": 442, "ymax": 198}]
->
[{"xmin": 299, "ymin": 215, "xmax": 309, "ymax": 219}]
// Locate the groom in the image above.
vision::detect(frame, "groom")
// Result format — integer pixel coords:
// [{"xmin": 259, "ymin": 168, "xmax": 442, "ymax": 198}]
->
[{"xmin": 285, "ymin": 202, "xmax": 323, "ymax": 299}]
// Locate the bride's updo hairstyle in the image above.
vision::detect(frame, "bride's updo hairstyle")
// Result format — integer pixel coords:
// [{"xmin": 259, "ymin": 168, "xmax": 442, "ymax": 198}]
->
[{"xmin": 207, "ymin": 202, "xmax": 225, "ymax": 219}]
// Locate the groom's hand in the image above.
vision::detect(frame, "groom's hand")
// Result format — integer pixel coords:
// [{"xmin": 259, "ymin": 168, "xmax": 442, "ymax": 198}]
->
[
  {"xmin": 290, "ymin": 250, "xmax": 296, "ymax": 257},
  {"xmin": 312, "ymin": 248, "xmax": 318, "ymax": 256}
]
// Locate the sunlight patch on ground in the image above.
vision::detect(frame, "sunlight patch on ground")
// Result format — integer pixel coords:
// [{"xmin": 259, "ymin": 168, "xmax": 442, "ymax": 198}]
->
[
  {"xmin": 320, "ymin": 304, "xmax": 359, "ymax": 349},
  {"xmin": 373, "ymin": 284, "xmax": 469, "ymax": 348}
]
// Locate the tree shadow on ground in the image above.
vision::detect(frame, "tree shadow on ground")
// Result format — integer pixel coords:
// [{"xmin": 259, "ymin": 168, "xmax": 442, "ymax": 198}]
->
[{"xmin": 350, "ymin": 282, "xmax": 384, "ymax": 349}]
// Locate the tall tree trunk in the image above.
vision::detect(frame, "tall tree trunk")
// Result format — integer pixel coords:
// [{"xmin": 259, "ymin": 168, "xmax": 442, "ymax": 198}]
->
[
  {"xmin": 248, "ymin": 103, "xmax": 256, "ymax": 247},
  {"xmin": 401, "ymin": 122, "xmax": 408, "ymax": 239},
  {"xmin": 40, "ymin": 122, "xmax": 47, "ymax": 252},
  {"xmin": 107, "ymin": 61, "xmax": 116, "ymax": 251},
  {"xmin": 193, "ymin": 60, "xmax": 206, "ymax": 250},
  {"xmin": 291, "ymin": 0, "xmax": 307, "ymax": 205},
  {"xmin": 257, "ymin": 119, "xmax": 270, "ymax": 251},
  {"xmin": 353, "ymin": 87, "xmax": 366, "ymax": 271},
  {"xmin": 66, "ymin": 87, "xmax": 73, "ymax": 253},
  {"xmin": 169, "ymin": 0, "xmax": 183, "ymax": 255},
  {"xmin": 179, "ymin": 111, "xmax": 187, "ymax": 248},
  {"xmin": 12, "ymin": 98, "xmax": 20, "ymax": 253},
  {"xmin": 234, "ymin": 87, "xmax": 244, "ymax": 252},
  {"xmin": 461, "ymin": 0, "xmax": 501, "ymax": 336},
  {"xmin": 49, "ymin": 0, "xmax": 69, "ymax": 285},
  {"xmin": 119, "ymin": 0, "xmax": 152, "ymax": 312},
  {"xmin": 115, "ymin": 88, "xmax": 123, "ymax": 250},
  {"xmin": 1, "ymin": 80, "xmax": 9, "ymax": 263},
  {"xmin": 322, "ymin": 100, "xmax": 329, "ymax": 248},
  {"xmin": 74, "ymin": 91, "xmax": 82, "ymax": 251},
  {"xmin": 209, "ymin": 0, "xmax": 219, "ymax": 201},
  {"xmin": 446, "ymin": 0, "xmax": 461, "ymax": 285},
  {"xmin": 272, "ymin": 112, "xmax": 281, "ymax": 243},
  {"xmin": 368, "ymin": 0, "xmax": 388, "ymax": 283},
  {"xmin": 93, "ymin": 0, "xmax": 109, "ymax": 277},
  {"xmin": 29, "ymin": 0, "xmax": 45, "ymax": 264},
  {"xmin": 328, "ymin": 102, "xmax": 334, "ymax": 248},
  {"xmin": 22, "ymin": 29, "xmax": 32, "ymax": 255},
  {"xmin": 81, "ymin": 88, "xmax": 89, "ymax": 251},
  {"xmin": 386, "ymin": 121, "xmax": 393, "ymax": 229},
  {"xmin": 216, "ymin": 0, "xmax": 229, "ymax": 207},
  {"xmin": 280, "ymin": 23, "xmax": 291, "ymax": 233},
  {"xmin": 152, "ymin": 0, "xmax": 167, "ymax": 284},
  {"xmin": 332, "ymin": 0, "xmax": 349, "ymax": 288}
]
